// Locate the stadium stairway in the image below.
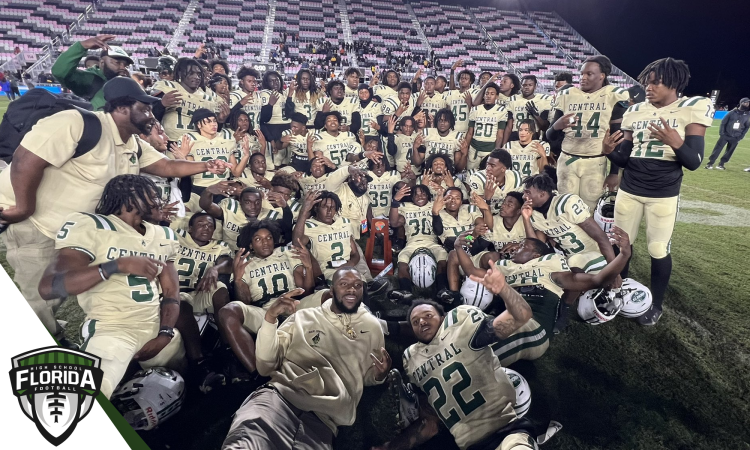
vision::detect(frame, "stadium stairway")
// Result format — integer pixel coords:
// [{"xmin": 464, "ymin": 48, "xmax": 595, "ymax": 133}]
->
[
  {"xmin": 259, "ymin": 0, "xmax": 277, "ymax": 64},
  {"xmin": 166, "ymin": 0, "xmax": 199, "ymax": 55}
]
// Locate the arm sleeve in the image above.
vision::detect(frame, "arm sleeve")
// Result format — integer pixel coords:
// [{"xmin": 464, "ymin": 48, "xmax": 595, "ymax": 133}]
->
[
  {"xmin": 469, "ymin": 317, "xmax": 500, "ymax": 348},
  {"xmin": 607, "ymin": 122, "xmax": 622, "ymax": 175},
  {"xmin": 674, "ymin": 135, "xmax": 705, "ymax": 171},
  {"xmin": 349, "ymin": 112, "xmax": 361, "ymax": 134},
  {"xmin": 606, "ymin": 139, "xmax": 633, "ymax": 169},
  {"xmin": 283, "ymin": 98, "xmax": 296, "ymax": 120},
  {"xmin": 280, "ymin": 206, "xmax": 293, "ymax": 244},
  {"xmin": 50, "ymin": 41, "xmax": 96, "ymax": 96},
  {"xmin": 259, "ymin": 105, "xmax": 273, "ymax": 124},
  {"xmin": 387, "ymin": 135, "xmax": 398, "ymax": 156},
  {"xmin": 545, "ymin": 109, "xmax": 565, "ymax": 156},
  {"xmin": 610, "ymin": 102, "xmax": 627, "ymax": 122},
  {"xmin": 432, "ymin": 214, "xmax": 444, "ymax": 236},
  {"xmin": 151, "ymin": 97, "xmax": 166, "ymax": 122},
  {"xmin": 314, "ymin": 111, "xmax": 326, "ymax": 129}
]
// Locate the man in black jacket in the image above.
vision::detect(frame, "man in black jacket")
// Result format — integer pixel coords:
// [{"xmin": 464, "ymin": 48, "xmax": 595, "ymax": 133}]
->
[{"xmin": 706, "ymin": 97, "xmax": 749, "ymax": 170}]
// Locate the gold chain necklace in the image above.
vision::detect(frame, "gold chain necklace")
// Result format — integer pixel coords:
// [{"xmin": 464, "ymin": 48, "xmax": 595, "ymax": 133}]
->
[{"xmin": 337, "ymin": 313, "xmax": 357, "ymax": 340}]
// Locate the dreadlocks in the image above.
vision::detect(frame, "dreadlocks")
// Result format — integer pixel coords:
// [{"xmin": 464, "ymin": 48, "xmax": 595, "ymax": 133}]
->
[
  {"xmin": 312, "ymin": 191, "xmax": 342, "ymax": 218},
  {"xmin": 262, "ymin": 70, "xmax": 284, "ymax": 92},
  {"xmin": 173, "ymin": 57, "xmax": 205, "ymax": 86},
  {"xmin": 295, "ymin": 69, "xmax": 322, "ymax": 104},
  {"xmin": 270, "ymin": 172, "xmax": 302, "ymax": 199},
  {"xmin": 96, "ymin": 175, "xmax": 161, "ymax": 217},
  {"xmin": 584, "ymin": 55, "xmax": 613, "ymax": 86},
  {"xmin": 637, "ymin": 57, "xmax": 691, "ymax": 95},
  {"xmin": 523, "ymin": 166, "xmax": 558, "ymax": 194},
  {"xmin": 236, "ymin": 219, "xmax": 282, "ymax": 252}
]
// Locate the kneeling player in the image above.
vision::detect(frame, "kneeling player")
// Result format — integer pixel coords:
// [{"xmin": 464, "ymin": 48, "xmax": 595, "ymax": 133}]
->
[
  {"xmin": 217, "ymin": 220, "xmax": 314, "ymax": 375},
  {"xmin": 389, "ymin": 184, "xmax": 449, "ymax": 302},
  {"xmin": 40, "ymin": 175, "xmax": 186, "ymax": 398}
]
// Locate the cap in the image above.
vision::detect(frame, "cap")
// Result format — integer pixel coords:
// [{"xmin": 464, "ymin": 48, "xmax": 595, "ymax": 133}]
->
[
  {"xmin": 102, "ymin": 77, "xmax": 160, "ymax": 104},
  {"xmin": 101, "ymin": 46, "xmax": 134, "ymax": 65}
]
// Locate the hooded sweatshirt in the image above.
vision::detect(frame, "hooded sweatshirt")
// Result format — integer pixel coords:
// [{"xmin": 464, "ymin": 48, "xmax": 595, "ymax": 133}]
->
[
  {"xmin": 720, "ymin": 97, "xmax": 750, "ymax": 140},
  {"xmin": 255, "ymin": 298, "xmax": 386, "ymax": 433}
]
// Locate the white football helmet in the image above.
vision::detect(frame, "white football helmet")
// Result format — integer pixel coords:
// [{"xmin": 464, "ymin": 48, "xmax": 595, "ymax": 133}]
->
[
  {"xmin": 111, "ymin": 367, "xmax": 185, "ymax": 431},
  {"xmin": 408, "ymin": 248, "xmax": 437, "ymax": 288},
  {"xmin": 594, "ymin": 191, "xmax": 617, "ymax": 233},
  {"xmin": 503, "ymin": 368, "xmax": 531, "ymax": 418},
  {"xmin": 618, "ymin": 278, "xmax": 652, "ymax": 318},
  {"xmin": 460, "ymin": 278, "xmax": 494, "ymax": 311},
  {"xmin": 577, "ymin": 288, "xmax": 623, "ymax": 324}
]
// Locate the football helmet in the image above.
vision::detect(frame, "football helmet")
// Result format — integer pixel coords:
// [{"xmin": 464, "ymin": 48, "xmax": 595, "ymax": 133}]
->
[
  {"xmin": 618, "ymin": 278, "xmax": 652, "ymax": 318},
  {"xmin": 503, "ymin": 368, "xmax": 531, "ymax": 418},
  {"xmin": 408, "ymin": 247, "xmax": 437, "ymax": 288},
  {"xmin": 460, "ymin": 278, "xmax": 494, "ymax": 311},
  {"xmin": 594, "ymin": 191, "xmax": 617, "ymax": 233},
  {"xmin": 111, "ymin": 367, "xmax": 185, "ymax": 431},
  {"xmin": 577, "ymin": 288, "xmax": 623, "ymax": 324}
]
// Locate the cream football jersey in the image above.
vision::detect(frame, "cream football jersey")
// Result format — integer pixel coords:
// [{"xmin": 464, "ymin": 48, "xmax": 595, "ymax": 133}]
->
[
  {"xmin": 392, "ymin": 133, "xmax": 418, "ymax": 174},
  {"xmin": 297, "ymin": 166, "xmax": 350, "ymax": 193},
  {"xmin": 437, "ymin": 205, "xmax": 482, "ymax": 242},
  {"xmin": 260, "ymin": 89, "xmax": 290, "ymax": 125},
  {"xmin": 398, "ymin": 202, "xmax": 436, "ymax": 245},
  {"xmin": 373, "ymin": 84, "xmax": 398, "ymax": 102},
  {"xmin": 467, "ymin": 169, "xmax": 523, "ymax": 215},
  {"xmin": 312, "ymin": 130, "xmax": 361, "ymax": 166},
  {"xmin": 505, "ymin": 94, "xmax": 553, "ymax": 132},
  {"xmin": 229, "ymin": 88, "xmax": 263, "ymax": 129},
  {"xmin": 154, "ymin": 80, "xmax": 224, "ymax": 141},
  {"xmin": 487, "ymin": 216, "xmax": 526, "ymax": 250},
  {"xmin": 621, "ymin": 96, "xmax": 714, "ymax": 162},
  {"xmin": 505, "ymin": 140, "xmax": 550, "ymax": 178},
  {"xmin": 404, "ymin": 305, "xmax": 517, "ymax": 449},
  {"xmin": 496, "ymin": 253, "xmax": 569, "ymax": 298},
  {"xmin": 240, "ymin": 246, "xmax": 302, "ymax": 306},
  {"xmin": 219, "ymin": 198, "xmax": 281, "ymax": 251},
  {"xmin": 368, "ymin": 169, "xmax": 401, "ymax": 217},
  {"xmin": 553, "ymin": 85, "xmax": 629, "ymax": 156},
  {"xmin": 54, "ymin": 212, "xmax": 180, "ymax": 323},
  {"xmin": 291, "ymin": 91, "xmax": 319, "ymax": 126},
  {"xmin": 315, "ymin": 96, "xmax": 361, "ymax": 127},
  {"xmin": 359, "ymin": 101, "xmax": 382, "ymax": 137},
  {"xmin": 422, "ymin": 128, "xmax": 466, "ymax": 164},
  {"xmin": 175, "ymin": 229, "xmax": 232, "ymax": 292},
  {"xmin": 420, "ymin": 92, "xmax": 448, "ymax": 119},
  {"xmin": 184, "ymin": 129, "xmax": 235, "ymax": 187},
  {"xmin": 304, "ymin": 217, "xmax": 353, "ymax": 271},
  {"xmin": 444, "ymin": 88, "xmax": 480, "ymax": 132},
  {"xmin": 529, "ymin": 193, "xmax": 599, "ymax": 257},
  {"xmin": 380, "ymin": 96, "xmax": 417, "ymax": 121},
  {"xmin": 280, "ymin": 128, "xmax": 314, "ymax": 157},
  {"xmin": 469, "ymin": 104, "xmax": 509, "ymax": 153}
]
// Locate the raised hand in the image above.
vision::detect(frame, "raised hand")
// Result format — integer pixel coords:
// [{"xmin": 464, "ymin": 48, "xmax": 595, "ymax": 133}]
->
[
  {"xmin": 264, "ymin": 289, "xmax": 306, "ymax": 323},
  {"xmin": 451, "ymin": 59, "xmax": 464, "ymax": 70},
  {"xmin": 394, "ymin": 184, "xmax": 411, "ymax": 202},
  {"xmin": 81, "ymin": 34, "xmax": 116, "ymax": 50},
  {"xmin": 370, "ymin": 347, "xmax": 392, "ymax": 382},
  {"xmin": 484, "ymin": 174, "xmax": 497, "ymax": 199},
  {"xmin": 386, "ymin": 115, "xmax": 396, "ymax": 134},
  {"xmin": 287, "ymin": 80, "xmax": 297, "ymax": 97},
  {"xmin": 468, "ymin": 260, "xmax": 507, "ymax": 295},
  {"xmin": 322, "ymin": 99, "xmax": 333, "ymax": 112},
  {"xmin": 161, "ymin": 90, "xmax": 183, "ymax": 108},
  {"xmin": 648, "ymin": 117, "xmax": 682, "ymax": 148},
  {"xmin": 432, "ymin": 190, "xmax": 445, "ymax": 214},
  {"xmin": 552, "ymin": 112, "xmax": 579, "ymax": 131},
  {"xmin": 471, "ymin": 192, "xmax": 489, "ymax": 211},
  {"xmin": 301, "ymin": 190, "xmax": 323, "ymax": 215},
  {"xmin": 602, "ymin": 128, "xmax": 625, "ymax": 155},
  {"xmin": 291, "ymin": 238, "xmax": 314, "ymax": 269},
  {"xmin": 521, "ymin": 199, "xmax": 533, "ymax": 220},
  {"xmin": 268, "ymin": 92, "xmax": 280, "ymax": 106},
  {"xmin": 232, "ymin": 249, "xmax": 251, "ymax": 280}
]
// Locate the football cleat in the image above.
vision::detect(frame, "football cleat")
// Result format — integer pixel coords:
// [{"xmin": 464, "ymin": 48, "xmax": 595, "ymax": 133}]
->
[
  {"xmin": 388, "ymin": 369, "xmax": 419, "ymax": 429},
  {"xmin": 389, "ymin": 289, "xmax": 415, "ymax": 304},
  {"xmin": 636, "ymin": 306, "xmax": 663, "ymax": 326}
]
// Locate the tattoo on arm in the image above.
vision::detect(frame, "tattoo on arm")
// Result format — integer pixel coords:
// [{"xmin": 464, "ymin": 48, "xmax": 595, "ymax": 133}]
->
[{"xmin": 492, "ymin": 284, "xmax": 532, "ymax": 339}]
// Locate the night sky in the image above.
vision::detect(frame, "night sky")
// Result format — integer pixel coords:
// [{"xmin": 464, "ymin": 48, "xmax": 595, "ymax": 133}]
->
[{"xmin": 437, "ymin": 0, "xmax": 750, "ymax": 106}]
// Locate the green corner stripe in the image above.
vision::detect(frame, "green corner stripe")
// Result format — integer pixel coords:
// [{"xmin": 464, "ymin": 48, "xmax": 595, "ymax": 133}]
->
[{"xmin": 96, "ymin": 393, "xmax": 152, "ymax": 449}]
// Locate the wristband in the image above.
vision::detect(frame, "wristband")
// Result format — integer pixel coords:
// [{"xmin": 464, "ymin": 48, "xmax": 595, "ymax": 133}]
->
[
  {"xmin": 51, "ymin": 273, "xmax": 69, "ymax": 299},
  {"xmin": 158, "ymin": 326, "xmax": 175, "ymax": 339},
  {"xmin": 98, "ymin": 266, "xmax": 107, "ymax": 281},
  {"xmin": 161, "ymin": 297, "xmax": 180, "ymax": 306},
  {"xmin": 391, "ymin": 200, "xmax": 401, "ymax": 208},
  {"xmin": 101, "ymin": 260, "xmax": 119, "ymax": 279}
]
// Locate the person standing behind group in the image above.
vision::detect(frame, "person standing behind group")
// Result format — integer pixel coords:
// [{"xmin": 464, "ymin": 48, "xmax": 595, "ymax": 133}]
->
[{"xmin": 705, "ymin": 97, "xmax": 749, "ymax": 170}]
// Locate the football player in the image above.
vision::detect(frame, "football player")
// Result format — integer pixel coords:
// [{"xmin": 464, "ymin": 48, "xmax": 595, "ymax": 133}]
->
[
  {"xmin": 466, "ymin": 82, "xmax": 509, "ymax": 170},
  {"xmin": 229, "ymin": 66, "xmax": 263, "ymax": 131},
  {"xmin": 358, "ymin": 84, "xmax": 382, "ymax": 144},
  {"xmin": 389, "ymin": 184, "xmax": 449, "ymax": 302},
  {"xmin": 546, "ymin": 55, "xmax": 630, "ymax": 209},
  {"xmin": 386, "ymin": 116, "xmax": 420, "ymax": 176},
  {"xmin": 293, "ymin": 190, "xmax": 360, "ymax": 283},
  {"xmin": 297, "ymin": 156, "xmax": 352, "ymax": 193},
  {"xmin": 435, "ymin": 75, "xmax": 448, "ymax": 94},
  {"xmin": 372, "ymin": 291, "xmax": 535, "ymax": 450},
  {"xmin": 311, "ymin": 111, "xmax": 363, "ymax": 166},
  {"xmin": 199, "ymin": 183, "xmax": 281, "ymax": 251},
  {"xmin": 39, "ymin": 175, "xmax": 185, "ymax": 398},
  {"xmin": 370, "ymin": 69, "xmax": 401, "ymax": 102},
  {"xmin": 380, "ymin": 82, "xmax": 417, "ymax": 123},
  {"xmin": 602, "ymin": 57, "xmax": 713, "ymax": 326},
  {"xmin": 416, "ymin": 154, "xmax": 467, "ymax": 199},
  {"xmin": 345, "ymin": 67, "xmax": 362, "ymax": 100},
  {"xmin": 217, "ymin": 219, "xmax": 314, "ymax": 375},
  {"xmin": 414, "ymin": 76, "xmax": 447, "ymax": 119},
  {"xmin": 506, "ymin": 119, "xmax": 551, "ymax": 178},
  {"xmin": 496, "ymin": 73, "xmax": 521, "ymax": 106},
  {"xmin": 173, "ymin": 213, "xmax": 232, "ymax": 392},
  {"xmin": 413, "ymin": 108, "xmax": 468, "ymax": 171},
  {"xmin": 467, "ymin": 149, "xmax": 523, "ymax": 215},
  {"xmin": 315, "ymin": 80, "xmax": 362, "ymax": 133},
  {"xmin": 504, "ymin": 75, "xmax": 553, "ymax": 141},
  {"xmin": 259, "ymin": 70, "xmax": 291, "ymax": 157},
  {"xmin": 285, "ymin": 69, "xmax": 322, "ymax": 128},
  {"xmin": 444, "ymin": 60, "xmax": 478, "ymax": 133},
  {"xmin": 455, "ymin": 228, "xmax": 631, "ymax": 366},
  {"xmin": 433, "ymin": 187, "xmax": 484, "ymax": 247},
  {"xmin": 152, "ymin": 58, "xmax": 228, "ymax": 141},
  {"xmin": 182, "ymin": 108, "xmax": 237, "ymax": 194},
  {"xmin": 368, "ymin": 158, "xmax": 403, "ymax": 218},
  {"xmin": 278, "ymin": 112, "xmax": 314, "ymax": 172}
]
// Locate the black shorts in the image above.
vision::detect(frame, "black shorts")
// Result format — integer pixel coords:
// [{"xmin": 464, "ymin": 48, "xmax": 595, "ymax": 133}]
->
[{"xmin": 260, "ymin": 123, "xmax": 290, "ymax": 142}]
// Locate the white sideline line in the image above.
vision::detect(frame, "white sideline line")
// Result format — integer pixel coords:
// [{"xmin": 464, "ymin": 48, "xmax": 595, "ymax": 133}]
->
[{"xmin": 682, "ymin": 184, "xmax": 750, "ymax": 207}]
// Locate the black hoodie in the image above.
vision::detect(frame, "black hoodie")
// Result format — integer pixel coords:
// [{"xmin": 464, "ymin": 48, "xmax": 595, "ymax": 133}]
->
[{"xmin": 720, "ymin": 97, "xmax": 750, "ymax": 140}]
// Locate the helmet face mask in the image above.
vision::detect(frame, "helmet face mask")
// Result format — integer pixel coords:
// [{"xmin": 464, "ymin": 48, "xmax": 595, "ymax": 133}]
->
[
  {"xmin": 408, "ymin": 248, "xmax": 437, "ymax": 288},
  {"xmin": 577, "ymin": 288, "xmax": 623, "ymax": 324},
  {"xmin": 503, "ymin": 368, "xmax": 531, "ymax": 417}
]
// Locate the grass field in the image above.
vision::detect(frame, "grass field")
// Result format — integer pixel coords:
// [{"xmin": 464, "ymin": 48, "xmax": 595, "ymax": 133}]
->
[{"xmin": 1, "ymin": 95, "xmax": 749, "ymax": 449}]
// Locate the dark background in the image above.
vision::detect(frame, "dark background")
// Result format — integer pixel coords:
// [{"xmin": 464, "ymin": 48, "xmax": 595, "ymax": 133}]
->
[{"xmin": 435, "ymin": 0, "xmax": 750, "ymax": 106}]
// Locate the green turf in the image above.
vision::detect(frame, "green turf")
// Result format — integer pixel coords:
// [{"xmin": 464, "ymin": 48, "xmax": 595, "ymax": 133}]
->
[{"xmin": 1, "ymin": 101, "xmax": 749, "ymax": 449}]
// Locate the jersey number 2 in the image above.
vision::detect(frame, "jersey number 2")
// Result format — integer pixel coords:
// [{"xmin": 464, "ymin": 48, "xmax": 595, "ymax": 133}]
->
[{"xmin": 423, "ymin": 361, "xmax": 487, "ymax": 430}]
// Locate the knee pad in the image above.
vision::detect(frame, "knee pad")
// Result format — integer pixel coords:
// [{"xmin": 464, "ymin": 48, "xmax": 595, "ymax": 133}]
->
[{"xmin": 647, "ymin": 241, "xmax": 670, "ymax": 259}]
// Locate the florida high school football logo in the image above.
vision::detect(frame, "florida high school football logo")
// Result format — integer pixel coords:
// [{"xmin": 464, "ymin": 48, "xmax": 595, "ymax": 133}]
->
[{"xmin": 9, "ymin": 346, "xmax": 104, "ymax": 446}]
